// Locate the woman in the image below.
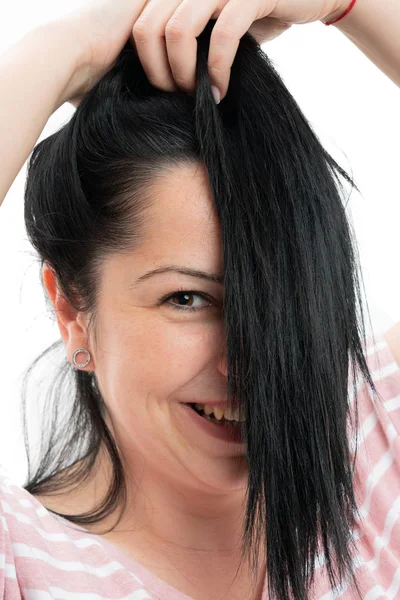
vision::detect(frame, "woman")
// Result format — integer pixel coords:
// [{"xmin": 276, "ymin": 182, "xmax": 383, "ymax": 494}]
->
[{"xmin": 0, "ymin": 1, "xmax": 399, "ymax": 599}]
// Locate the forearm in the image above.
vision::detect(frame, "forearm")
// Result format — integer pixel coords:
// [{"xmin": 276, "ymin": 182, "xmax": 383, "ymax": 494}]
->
[
  {"xmin": 0, "ymin": 21, "xmax": 81, "ymax": 207},
  {"xmin": 329, "ymin": 0, "xmax": 400, "ymax": 87}
]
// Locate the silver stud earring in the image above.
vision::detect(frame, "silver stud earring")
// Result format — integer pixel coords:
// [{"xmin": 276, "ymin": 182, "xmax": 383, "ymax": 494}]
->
[{"xmin": 72, "ymin": 348, "xmax": 91, "ymax": 369}]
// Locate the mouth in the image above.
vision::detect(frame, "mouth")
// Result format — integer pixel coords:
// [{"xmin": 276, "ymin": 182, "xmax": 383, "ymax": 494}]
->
[
  {"xmin": 181, "ymin": 403, "xmax": 246, "ymax": 444},
  {"xmin": 187, "ymin": 403, "xmax": 238, "ymax": 423}
]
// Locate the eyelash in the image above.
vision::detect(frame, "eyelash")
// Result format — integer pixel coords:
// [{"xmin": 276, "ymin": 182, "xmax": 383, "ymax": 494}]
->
[{"xmin": 157, "ymin": 288, "xmax": 214, "ymax": 313}]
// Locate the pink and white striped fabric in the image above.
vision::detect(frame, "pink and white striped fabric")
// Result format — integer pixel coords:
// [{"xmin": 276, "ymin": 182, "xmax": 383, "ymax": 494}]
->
[{"xmin": 1, "ymin": 330, "xmax": 400, "ymax": 599}]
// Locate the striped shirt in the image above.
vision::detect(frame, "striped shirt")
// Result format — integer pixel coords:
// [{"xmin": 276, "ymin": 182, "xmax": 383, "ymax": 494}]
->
[{"xmin": 1, "ymin": 330, "xmax": 399, "ymax": 599}]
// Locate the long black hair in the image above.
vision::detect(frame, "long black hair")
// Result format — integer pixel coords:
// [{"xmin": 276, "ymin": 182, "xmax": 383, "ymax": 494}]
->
[{"xmin": 21, "ymin": 20, "xmax": 381, "ymax": 600}]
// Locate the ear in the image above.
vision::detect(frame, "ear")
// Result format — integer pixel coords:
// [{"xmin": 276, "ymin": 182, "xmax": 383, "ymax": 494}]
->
[{"xmin": 42, "ymin": 263, "xmax": 94, "ymax": 371}]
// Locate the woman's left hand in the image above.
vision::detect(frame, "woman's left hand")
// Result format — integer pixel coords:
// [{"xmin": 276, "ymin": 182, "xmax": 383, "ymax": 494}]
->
[{"xmin": 130, "ymin": 0, "xmax": 346, "ymax": 101}]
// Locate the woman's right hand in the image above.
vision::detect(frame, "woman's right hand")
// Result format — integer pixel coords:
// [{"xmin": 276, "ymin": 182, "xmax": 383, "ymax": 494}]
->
[
  {"xmin": 60, "ymin": 0, "xmax": 152, "ymax": 106},
  {"xmin": 62, "ymin": 0, "xmax": 347, "ymax": 107}
]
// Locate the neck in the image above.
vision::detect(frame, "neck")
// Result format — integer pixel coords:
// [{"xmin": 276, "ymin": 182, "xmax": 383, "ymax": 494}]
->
[{"xmin": 36, "ymin": 445, "xmax": 266, "ymax": 599}]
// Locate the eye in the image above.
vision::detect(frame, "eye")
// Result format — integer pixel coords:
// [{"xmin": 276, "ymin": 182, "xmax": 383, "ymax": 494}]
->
[{"xmin": 158, "ymin": 289, "xmax": 214, "ymax": 312}]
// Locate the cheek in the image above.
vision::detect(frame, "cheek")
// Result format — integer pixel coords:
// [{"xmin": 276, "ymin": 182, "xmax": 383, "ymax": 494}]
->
[{"xmin": 94, "ymin": 310, "xmax": 218, "ymax": 407}]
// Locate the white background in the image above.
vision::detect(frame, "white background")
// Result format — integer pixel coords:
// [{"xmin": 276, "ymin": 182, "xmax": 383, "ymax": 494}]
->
[{"xmin": 0, "ymin": 1, "xmax": 399, "ymax": 485}]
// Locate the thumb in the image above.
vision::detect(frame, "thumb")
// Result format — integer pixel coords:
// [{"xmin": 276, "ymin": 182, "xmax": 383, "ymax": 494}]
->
[{"xmin": 248, "ymin": 17, "xmax": 292, "ymax": 44}]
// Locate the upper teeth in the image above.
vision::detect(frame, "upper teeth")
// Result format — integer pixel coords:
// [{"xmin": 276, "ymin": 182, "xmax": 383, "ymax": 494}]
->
[{"xmin": 195, "ymin": 403, "xmax": 245, "ymax": 422}]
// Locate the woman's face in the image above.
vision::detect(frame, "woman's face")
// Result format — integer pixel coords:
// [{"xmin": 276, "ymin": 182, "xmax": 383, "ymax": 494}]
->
[{"xmin": 49, "ymin": 162, "xmax": 248, "ymax": 500}]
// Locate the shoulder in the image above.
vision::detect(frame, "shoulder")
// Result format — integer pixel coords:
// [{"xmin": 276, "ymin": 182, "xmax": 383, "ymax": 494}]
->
[
  {"xmin": 383, "ymin": 320, "xmax": 400, "ymax": 368},
  {"xmin": 349, "ymin": 324, "xmax": 400, "ymax": 599}
]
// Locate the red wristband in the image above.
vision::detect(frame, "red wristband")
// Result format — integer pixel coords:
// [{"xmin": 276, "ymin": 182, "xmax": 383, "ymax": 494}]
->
[{"xmin": 324, "ymin": 0, "xmax": 357, "ymax": 25}]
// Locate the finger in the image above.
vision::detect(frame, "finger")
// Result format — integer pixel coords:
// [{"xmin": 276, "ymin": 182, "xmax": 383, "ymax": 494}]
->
[
  {"xmin": 132, "ymin": 0, "xmax": 183, "ymax": 92},
  {"xmin": 164, "ymin": 0, "xmax": 228, "ymax": 93},
  {"xmin": 208, "ymin": 0, "xmax": 264, "ymax": 100}
]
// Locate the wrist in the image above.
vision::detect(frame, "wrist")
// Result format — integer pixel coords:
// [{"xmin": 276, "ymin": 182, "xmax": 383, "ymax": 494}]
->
[
  {"xmin": 323, "ymin": 1, "xmax": 353, "ymax": 25},
  {"xmin": 27, "ymin": 19, "xmax": 88, "ymax": 109}
]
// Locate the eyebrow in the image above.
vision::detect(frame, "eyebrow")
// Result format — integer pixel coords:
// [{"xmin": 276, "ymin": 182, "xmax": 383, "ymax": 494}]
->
[{"xmin": 131, "ymin": 265, "xmax": 224, "ymax": 288}]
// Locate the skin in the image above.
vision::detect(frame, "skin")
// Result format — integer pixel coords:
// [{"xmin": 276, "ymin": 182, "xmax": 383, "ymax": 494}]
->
[
  {"xmin": 1, "ymin": 0, "xmax": 399, "ymax": 598},
  {"xmin": 66, "ymin": 0, "xmax": 346, "ymax": 107},
  {"xmin": 40, "ymin": 161, "xmax": 265, "ymax": 600}
]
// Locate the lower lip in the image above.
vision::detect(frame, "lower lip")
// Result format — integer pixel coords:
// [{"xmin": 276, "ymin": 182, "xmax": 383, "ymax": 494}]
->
[{"xmin": 180, "ymin": 404, "xmax": 246, "ymax": 445}]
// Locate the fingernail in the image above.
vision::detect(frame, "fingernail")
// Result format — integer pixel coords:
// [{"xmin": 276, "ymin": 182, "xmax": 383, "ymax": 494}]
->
[{"xmin": 211, "ymin": 85, "xmax": 221, "ymax": 104}]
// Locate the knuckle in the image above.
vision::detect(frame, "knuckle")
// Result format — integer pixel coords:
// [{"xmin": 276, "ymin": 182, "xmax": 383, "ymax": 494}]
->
[
  {"xmin": 208, "ymin": 49, "xmax": 228, "ymax": 72},
  {"xmin": 132, "ymin": 18, "xmax": 152, "ymax": 43},
  {"xmin": 165, "ymin": 19, "xmax": 186, "ymax": 42},
  {"xmin": 208, "ymin": 64, "xmax": 226, "ymax": 75},
  {"xmin": 171, "ymin": 73, "xmax": 189, "ymax": 89},
  {"xmin": 212, "ymin": 23, "xmax": 237, "ymax": 44}
]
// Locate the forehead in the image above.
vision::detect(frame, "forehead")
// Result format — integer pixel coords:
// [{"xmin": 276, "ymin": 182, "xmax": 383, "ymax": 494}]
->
[{"xmin": 141, "ymin": 162, "xmax": 223, "ymax": 263}]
